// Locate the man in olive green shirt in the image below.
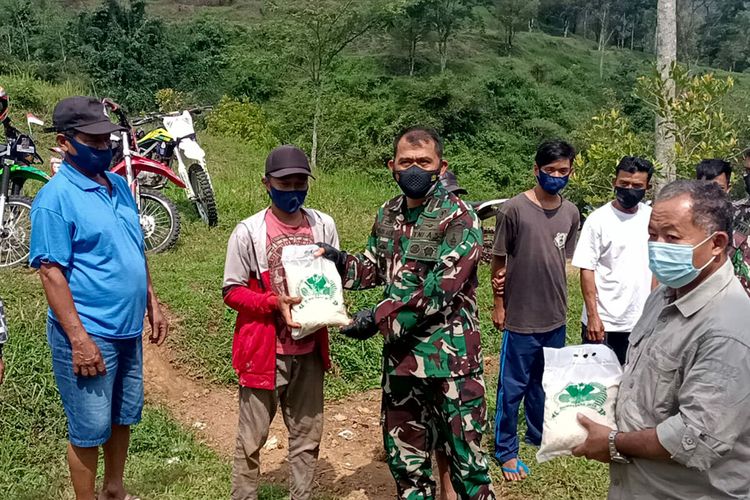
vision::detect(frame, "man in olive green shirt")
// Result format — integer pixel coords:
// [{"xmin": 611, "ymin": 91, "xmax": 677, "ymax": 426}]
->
[{"xmin": 573, "ymin": 180, "xmax": 750, "ymax": 499}]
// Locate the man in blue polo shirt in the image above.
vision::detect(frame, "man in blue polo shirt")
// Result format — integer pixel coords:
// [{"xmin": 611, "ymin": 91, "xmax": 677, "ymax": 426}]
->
[{"xmin": 30, "ymin": 96, "xmax": 169, "ymax": 500}]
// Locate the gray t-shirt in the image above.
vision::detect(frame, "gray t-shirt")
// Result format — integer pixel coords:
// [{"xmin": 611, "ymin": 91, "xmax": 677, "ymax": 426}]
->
[{"xmin": 493, "ymin": 193, "xmax": 580, "ymax": 333}]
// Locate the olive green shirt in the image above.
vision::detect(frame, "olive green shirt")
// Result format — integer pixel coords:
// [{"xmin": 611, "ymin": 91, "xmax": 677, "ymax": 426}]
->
[{"xmin": 610, "ymin": 261, "xmax": 750, "ymax": 500}]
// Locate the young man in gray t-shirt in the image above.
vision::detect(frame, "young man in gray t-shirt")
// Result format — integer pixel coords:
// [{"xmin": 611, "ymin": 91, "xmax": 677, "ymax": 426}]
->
[{"xmin": 491, "ymin": 140, "xmax": 580, "ymax": 481}]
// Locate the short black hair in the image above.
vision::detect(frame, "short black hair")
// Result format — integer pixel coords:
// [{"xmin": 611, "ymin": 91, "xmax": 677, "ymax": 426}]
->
[
  {"xmin": 393, "ymin": 127, "xmax": 443, "ymax": 159},
  {"xmin": 535, "ymin": 140, "xmax": 576, "ymax": 168},
  {"xmin": 616, "ymin": 156, "xmax": 655, "ymax": 181},
  {"xmin": 657, "ymin": 180, "xmax": 733, "ymax": 240},
  {"xmin": 696, "ymin": 159, "xmax": 732, "ymax": 182}
]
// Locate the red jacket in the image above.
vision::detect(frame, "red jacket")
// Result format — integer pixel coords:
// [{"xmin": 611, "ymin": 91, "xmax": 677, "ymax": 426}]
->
[{"xmin": 222, "ymin": 208, "xmax": 338, "ymax": 390}]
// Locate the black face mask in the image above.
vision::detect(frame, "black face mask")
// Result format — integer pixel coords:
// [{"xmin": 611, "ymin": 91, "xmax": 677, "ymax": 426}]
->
[
  {"xmin": 615, "ymin": 186, "xmax": 646, "ymax": 210},
  {"xmin": 393, "ymin": 165, "xmax": 440, "ymax": 199},
  {"xmin": 744, "ymin": 174, "xmax": 750, "ymax": 196}
]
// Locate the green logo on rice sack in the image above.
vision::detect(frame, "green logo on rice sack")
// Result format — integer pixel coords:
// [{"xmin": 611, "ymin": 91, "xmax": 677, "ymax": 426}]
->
[
  {"xmin": 297, "ymin": 274, "xmax": 340, "ymax": 309},
  {"xmin": 552, "ymin": 382, "xmax": 608, "ymax": 418}
]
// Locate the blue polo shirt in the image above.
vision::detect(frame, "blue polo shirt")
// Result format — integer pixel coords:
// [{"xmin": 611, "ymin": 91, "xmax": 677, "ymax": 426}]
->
[{"xmin": 29, "ymin": 162, "xmax": 148, "ymax": 339}]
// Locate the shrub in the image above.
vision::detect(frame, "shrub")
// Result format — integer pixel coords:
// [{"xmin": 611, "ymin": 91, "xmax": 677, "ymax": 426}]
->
[{"xmin": 205, "ymin": 96, "xmax": 278, "ymax": 151}]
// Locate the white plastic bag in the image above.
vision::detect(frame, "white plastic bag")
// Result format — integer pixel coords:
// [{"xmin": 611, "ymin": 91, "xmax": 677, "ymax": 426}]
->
[
  {"xmin": 536, "ymin": 344, "xmax": 623, "ymax": 463},
  {"xmin": 282, "ymin": 244, "xmax": 350, "ymax": 339}
]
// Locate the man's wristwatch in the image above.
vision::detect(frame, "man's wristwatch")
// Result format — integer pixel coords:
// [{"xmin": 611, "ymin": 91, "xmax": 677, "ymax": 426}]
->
[{"xmin": 609, "ymin": 430, "xmax": 631, "ymax": 464}]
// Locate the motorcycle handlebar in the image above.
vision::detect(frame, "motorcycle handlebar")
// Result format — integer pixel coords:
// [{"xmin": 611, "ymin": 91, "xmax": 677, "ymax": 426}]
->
[{"xmin": 131, "ymin": 106, "xmax": 213, "ymax": 127}]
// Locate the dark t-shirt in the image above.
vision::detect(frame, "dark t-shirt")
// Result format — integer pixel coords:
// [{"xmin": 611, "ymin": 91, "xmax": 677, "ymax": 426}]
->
[{"xmin": 493, "ymin": 193, "xmax": 580, "ymax": 333}]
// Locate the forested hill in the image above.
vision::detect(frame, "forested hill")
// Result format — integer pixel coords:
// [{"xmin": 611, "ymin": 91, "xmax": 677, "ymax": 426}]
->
[{"xmin": 2, "ymin": 0, "xmax": 749, "ymax": 199}]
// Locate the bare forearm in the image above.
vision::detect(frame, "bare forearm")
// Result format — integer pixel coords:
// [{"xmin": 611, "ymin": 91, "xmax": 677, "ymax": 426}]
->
[
  {"xmin": 39, "ymin": 265, "xmax": 86, "ymax": 343},
  {"xmin": 145, "ymin": 259, "xmax": 158, "ymax": 307},
  {"xmin": 580, "ymin": 269, "xmax": 599, "ymax": 319},
  {"xmin": 616, "ymin": 429, "xmax": 671, "ymax": 461}
]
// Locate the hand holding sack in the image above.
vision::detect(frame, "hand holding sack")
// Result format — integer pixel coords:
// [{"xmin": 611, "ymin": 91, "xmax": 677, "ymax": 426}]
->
[
  {"xmin": 282, "ymin": 244, "xmax": 350, "ymax": 339},
  {"xmin": 536, "ymin": 344, "xmax": 622, "ymax": 463}
]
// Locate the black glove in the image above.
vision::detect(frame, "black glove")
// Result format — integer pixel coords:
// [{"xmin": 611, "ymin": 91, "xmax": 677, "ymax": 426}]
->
[
  {"xmin": 340, "ymin": 309, "xmax": 378, "ymax": 340},
  {"xmin": 316, "ymin": 242, "xmax": 348, "ymax": 276}
]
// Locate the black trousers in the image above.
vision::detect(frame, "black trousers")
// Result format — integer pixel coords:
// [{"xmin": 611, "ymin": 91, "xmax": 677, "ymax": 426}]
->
[{"xmin": 580, "ymin": 322, "xmax": 630, "ymax": 365}]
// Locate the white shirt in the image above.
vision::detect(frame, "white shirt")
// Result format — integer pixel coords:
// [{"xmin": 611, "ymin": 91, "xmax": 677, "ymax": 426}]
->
[{"xmin": 572, "ymin": 201, "xmax": 652, "ymax": 331}]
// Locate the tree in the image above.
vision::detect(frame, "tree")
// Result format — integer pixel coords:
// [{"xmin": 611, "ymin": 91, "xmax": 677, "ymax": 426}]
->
[
  {"xmin": 72, "ymin": 0, "xmax": 170, "ymax": 110},
  {"xmin": 655, "ymin": 0, "xmax": 677, "ymax": 185},
  {"xmin": 264, "ymin": 0, "xmax": 388, "ymax": 168},
  {"xmin": 495, "ymin": 0, "xmax": 539, "ymax": 51},
  {"xmin": 636, "ymin": 65, "xmax": 743, "ymax": 179},
  {"xmin": 387, "ymin": 0, "xmax": 432, "ymax": 76},
  {"xmin": 424, "ymin": 0, "xmax": 476, "ymax": 73}
]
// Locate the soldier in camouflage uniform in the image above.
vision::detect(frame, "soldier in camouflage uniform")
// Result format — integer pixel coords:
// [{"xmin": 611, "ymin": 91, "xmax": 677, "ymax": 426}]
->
[
  {"xmin": 318, "ymin": 128, "xmax": 494, "ymax": 499},
  {"xmin": 731, "ymin": 151, "xmax": 750, "ymax": 296},
  {"xmin": 694, "ymin": 156, "xmax": 750, "ymax": 296}
]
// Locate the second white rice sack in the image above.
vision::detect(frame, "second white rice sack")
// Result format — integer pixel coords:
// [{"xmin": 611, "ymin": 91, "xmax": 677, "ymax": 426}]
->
[
  {"xmin": 536, "ymin": 344, "xmax": 623, "ymax": 463},
  {"xmin": 282, "ymin": 244, "xmax": 350, "ymax": 339}
]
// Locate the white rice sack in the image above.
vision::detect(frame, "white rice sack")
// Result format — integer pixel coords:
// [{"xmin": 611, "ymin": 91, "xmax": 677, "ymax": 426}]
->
[
  {"xmin": 282, "ymin": 244, "xmax": 350, "ymax": 339},
  {"xmin": 536, "ymin": 344, "xmax": 622, "ymax": 463}
]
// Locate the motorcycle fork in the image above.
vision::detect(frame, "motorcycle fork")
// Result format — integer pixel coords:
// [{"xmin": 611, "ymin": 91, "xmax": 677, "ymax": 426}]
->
[
  {"xmin": 0, "ymin": 163, "xmax": 9, "ymax": 230},
  {"xmin": 174, "ymin": 149, "xmax": 197, "ymax": 201},
  {"xmin": 122, "ymin": 132, "xmax": 142, "ymax": 213}
]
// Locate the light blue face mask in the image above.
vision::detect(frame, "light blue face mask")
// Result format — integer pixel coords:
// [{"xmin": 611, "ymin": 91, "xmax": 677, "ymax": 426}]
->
[{"xmin": 648, "ymin": 232, "xmax": 716, "ymax": 288}]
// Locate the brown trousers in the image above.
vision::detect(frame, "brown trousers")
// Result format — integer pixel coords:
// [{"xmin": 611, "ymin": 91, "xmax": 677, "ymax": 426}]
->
[{"xmin": 231, "ymin": 353, "xmax": 324, "ymax": 500}]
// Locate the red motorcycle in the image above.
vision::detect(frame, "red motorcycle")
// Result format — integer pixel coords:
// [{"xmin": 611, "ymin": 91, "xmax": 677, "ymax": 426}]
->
[{"xmin": 51, "ymin": 100, "xmax": 183, "ymax": 253}]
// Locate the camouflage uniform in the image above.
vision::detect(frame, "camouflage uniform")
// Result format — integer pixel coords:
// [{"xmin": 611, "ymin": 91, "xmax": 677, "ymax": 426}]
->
[
  {"xmin": 731, "ymin": 198, "xmax": 750, "ymax": 296},
  {"xmin": 343, "ymin": 184, "xmax": 494, "ymax": 500}
]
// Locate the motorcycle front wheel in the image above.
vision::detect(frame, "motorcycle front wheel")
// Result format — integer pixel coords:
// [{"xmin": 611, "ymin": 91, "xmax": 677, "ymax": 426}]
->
[
  {"xmin": 0, "ymin": 195, "xmax": 33, "ymax": 267},
  {"xmin": 139, "ymin": 189, "xmax": 181, "ymax": 253},
  {"xmin": 188, "ymin": 164, "xmax": 218, "ymax": 227}
]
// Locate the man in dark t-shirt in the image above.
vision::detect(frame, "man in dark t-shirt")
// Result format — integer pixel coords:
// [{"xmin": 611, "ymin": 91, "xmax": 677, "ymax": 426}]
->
[{"xmin": 491, "ymin": 140, "xmax": 580, "ymax": 481}]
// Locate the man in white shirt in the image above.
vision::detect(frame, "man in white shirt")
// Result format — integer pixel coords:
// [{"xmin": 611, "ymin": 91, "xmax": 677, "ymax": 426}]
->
[{"xmin": 572, "ymin": 156, "xmax": 654, "ymax": 364}]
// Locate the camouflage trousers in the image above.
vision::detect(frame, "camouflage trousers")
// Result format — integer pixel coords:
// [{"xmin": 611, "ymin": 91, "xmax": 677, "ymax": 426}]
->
[{"xmin": 381, "ymin": 372, "xmax": 495, "ymax": 500}]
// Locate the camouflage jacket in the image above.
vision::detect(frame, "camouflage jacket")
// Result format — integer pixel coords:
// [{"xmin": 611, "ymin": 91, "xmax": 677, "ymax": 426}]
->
[
  {"xmin": 731, "ymin": 198, "xmax": 750, "ymax": 297},
  {"xmin": 343, "ymin": 183, "xmax": 484, "ymax": 378}
]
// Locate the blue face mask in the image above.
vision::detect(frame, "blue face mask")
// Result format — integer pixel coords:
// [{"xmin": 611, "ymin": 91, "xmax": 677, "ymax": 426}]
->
[
  {"xmin": 269, "ymin": 187, "xmax": 307, "ymax": 214},
  {"xmin": 648, "ymin": 233, "xmax": 716, "ymax": 288},
  {"xmin": 67, "ymin": 136, "xmax": 113, "ymax": 175},
  {"xmin": 537, "ymin": 170, "xmax": 569, "ymax": 195}
]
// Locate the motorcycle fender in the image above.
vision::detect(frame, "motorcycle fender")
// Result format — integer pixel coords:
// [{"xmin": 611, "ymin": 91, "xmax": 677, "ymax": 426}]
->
[
  {"xmin": 10, "ymin": 164, "xmax": 51, "ymax": 184},
  {"xmin": 178, "ymin": 139, "xmax": 206, "ymax": 163},
  {"xmin": 111, "ymin": 156, "xmax": 187, "ymax": 188}
]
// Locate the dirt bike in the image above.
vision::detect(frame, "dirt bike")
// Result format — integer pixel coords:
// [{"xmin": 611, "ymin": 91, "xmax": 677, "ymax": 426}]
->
[
  {"xmin": 0, "ymin": 115, "xmax": 51, "ymax": 267},
  {"xmin": 134, "ymin": 108, "xmax": 218, "ymax": 227},
  {"xmin": 107, "ymin": 100, "xmax": 188, "ymax": 253}
]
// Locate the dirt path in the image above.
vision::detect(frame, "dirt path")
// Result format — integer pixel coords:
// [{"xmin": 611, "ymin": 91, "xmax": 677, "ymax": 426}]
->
[{"xmin": 142, "ymin": 339, "xmax": 394, "ymax": 500}]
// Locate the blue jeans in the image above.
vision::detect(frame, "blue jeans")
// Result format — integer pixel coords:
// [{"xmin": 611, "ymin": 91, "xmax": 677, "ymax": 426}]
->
[
  {"xmin": 48, "ymin": 320, "xmax": 144, "ymax": 447},
  {"xmin": 494, "ymin": 326, "xmax": 566, "ymax": 464}
]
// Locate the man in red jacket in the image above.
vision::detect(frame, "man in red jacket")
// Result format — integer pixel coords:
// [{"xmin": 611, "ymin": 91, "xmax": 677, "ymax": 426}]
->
[{"xmin": 222, "ymin": 145, "xmax": 339, "ymax": 500}]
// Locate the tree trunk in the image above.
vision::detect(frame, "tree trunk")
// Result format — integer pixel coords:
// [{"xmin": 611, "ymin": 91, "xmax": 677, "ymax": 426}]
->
[
  {"xmin": 583, "ymin": 10, "xmax": 588, "ymax": 39},
  {"xmin": 630, "ymin": 21, "xmax": 635, "ymax": 51},
  {"xmin": 311, "ymin": 86, "xmax": 322, "ymax": 170},
  {"xmin": 655, "ymin": 0, "xmax": 677, "ymax": 186},
  {"xmin": 598, "ymin": 8, "xmax": 608, "ymax": 78},
  {"xmin": 439, "ymin": 38, "xmax": 448, "ymax": 73},
  {"xmin": 564, "ymin": 18, "xmax": 569, "ymax": 38},
  {"xmin": 409, "ymin": 38, "xmax": 416, "ymax": 77}
]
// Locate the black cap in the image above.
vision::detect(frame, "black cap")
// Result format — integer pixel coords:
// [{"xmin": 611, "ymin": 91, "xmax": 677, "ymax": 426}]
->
[
  {"xmin": 50, "ymin": 96, "xmax": 125, "ymax": 135},
  {"xmin": 265, "ymin": 145, "xmax": 315, "ymax": 179},
  {"xmin": 441, "ymin": 170, "xmax": 467, "ymax": 195}
]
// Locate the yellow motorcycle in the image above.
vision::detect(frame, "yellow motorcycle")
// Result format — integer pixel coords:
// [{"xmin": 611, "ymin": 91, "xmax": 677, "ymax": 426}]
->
[{"xmin": 135, "ymin": 109, "xmax": 218, "ymax": 227}]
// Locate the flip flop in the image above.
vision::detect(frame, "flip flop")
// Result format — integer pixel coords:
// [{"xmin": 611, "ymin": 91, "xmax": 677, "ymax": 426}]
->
[{"xmin": 501, "ymin": 459, "xmax": 531, "ymax": 477}]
